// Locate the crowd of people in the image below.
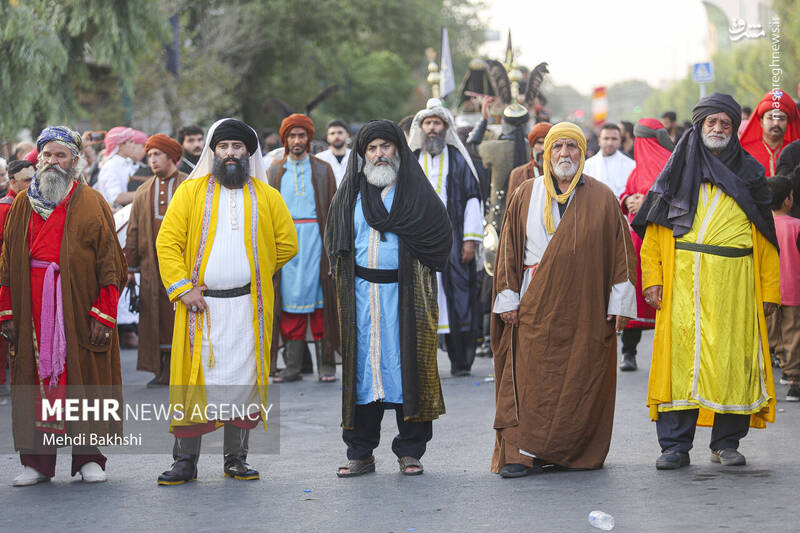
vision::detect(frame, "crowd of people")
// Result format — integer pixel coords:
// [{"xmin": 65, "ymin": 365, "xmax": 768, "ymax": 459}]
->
[{"xmin": 0, "ymin": 83, "xmax": 799, "ymax": 487}]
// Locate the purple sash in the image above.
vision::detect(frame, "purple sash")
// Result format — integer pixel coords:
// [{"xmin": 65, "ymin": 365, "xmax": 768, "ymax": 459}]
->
[{"xmin": 31, "ymin": 259, "xmax": 65, "ymax": 386}]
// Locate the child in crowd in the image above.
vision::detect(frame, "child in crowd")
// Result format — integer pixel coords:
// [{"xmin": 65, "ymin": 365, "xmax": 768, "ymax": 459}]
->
[{"xmin": 767, "ymin": 176, "xmax": 800, "ymax": 401}]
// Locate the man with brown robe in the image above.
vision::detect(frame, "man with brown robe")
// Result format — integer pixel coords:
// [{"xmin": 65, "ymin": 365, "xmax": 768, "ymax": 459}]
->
[
  {"xmin": 124, "ymin": 134, "xmax": 187, "ymax": 387},
  {"xmin": 491, "ymin": 122, "xmax": 637, "ymax": 478},
  {"xmin": 507, "ymin": 122, "xmax": 552, "ymax": 198},
  {"xmin": 0, "ymin": 126, "xmax": 126, "ymax": 486},
  {"xmin": 268, "ymin": 113, "xmax": 339, "ymax": 382}
]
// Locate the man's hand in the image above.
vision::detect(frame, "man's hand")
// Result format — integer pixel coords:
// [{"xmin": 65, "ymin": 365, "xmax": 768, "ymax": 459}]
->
[
  {"xmin": 127, "ymin": 272, "xmax": 137, "ymax": 285},
  {"xmin": 1, "ymin": 321, "xmax": 15, "ymax": 345},
  {"xmin": 89, "ymin": 318, "xmax": 113, "ymax": 346},
  {"xmin": 643, "ymin": 285, "xmax": 663, "ymax": 310},
  {"xmin": 763, "ymin": 302, "xmax": 778, "ymax": 317},
  {"xmin": 624, "ymin": 193, "xmax": 645, "ymax": 215},
  {"xmin": 499, "ymin": 310, "xmax": 518, "ymax": 326},
  {"xmin": 480, "ymin": 95, "xmax": 496, "ymax": 120},
  {"xmin": 461, "ymin": 241, "xmax": 476, "ymax": 264},
  {"xmin": 607, "ymin": 315, "xmax": 631, "ymax": 332},
  {"xmin": 180, "ymin": 285, "xmax": 208, "ymax": 313}
]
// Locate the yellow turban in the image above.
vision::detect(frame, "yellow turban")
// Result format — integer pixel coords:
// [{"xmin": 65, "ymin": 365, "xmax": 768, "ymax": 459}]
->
[{"xmin": 541, "ymin": 122, "xmax": 587, "ymax": 233}]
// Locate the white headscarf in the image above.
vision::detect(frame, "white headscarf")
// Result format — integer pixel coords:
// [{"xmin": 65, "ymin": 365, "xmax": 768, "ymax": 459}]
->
[
  {"xmin": 187, "ymin": 118, "xmax": 266, "ymax": 182},
  {"xmin": 408, "ymin": 98, "xmax": 479, "ymax": 184}
]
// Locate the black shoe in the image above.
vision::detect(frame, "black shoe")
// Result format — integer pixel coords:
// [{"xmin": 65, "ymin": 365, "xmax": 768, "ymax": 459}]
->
[
  {"xmin": 787, "ymin": 384, "xmax": 800, "ymax": 402},
  {"xmin": 451, "ymin": 369, "xmax": 471, "ymax": 377},
  {"xmin": 146, "ymin": 376, "xmax": 167, "ymax": 388},
  {"xmin": 655, "ymin": 450, "xmax": 690, "ymax": 470},
  {"xmin": 224, "ymin": 457, "xmax": 260, "ymax": 480},
  {"xmin": 499, "ymin": 463, "xmax": 542, "ymax": 478},
  {"xmin": 619, "ymin": 352, "xmax": 637, "ymax": 371},
  {"xmin": 475, "ymin": 342, "xmax": 492, "ymax": 358},
  {"xmin": 157, "ymin": 458, "xmax": 198, "ymax": 485}
]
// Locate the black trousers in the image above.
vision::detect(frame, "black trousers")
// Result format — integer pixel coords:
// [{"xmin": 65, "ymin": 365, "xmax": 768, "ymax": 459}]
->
[
  {"xmin": 445, "ymin": 331, "xmax": 476, "ymax": 372},
  {"xmin": 342, "ymin": 402, "xmax": 433, "ymax": 461},
  {"xmin": 621, "ymin": 329, "xmax": 642, "ymax": 355},
  {"xmin": 656, "ymin": 409, "xmax": 750, "ymax": 453}
]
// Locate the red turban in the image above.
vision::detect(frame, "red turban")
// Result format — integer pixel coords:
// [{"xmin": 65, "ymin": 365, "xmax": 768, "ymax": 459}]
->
[
  {"xmin": 279, "ymin": 114, "xmax": 315, "ymax": 153},
  {"xmin": 145, "ymin": 134, "xmax": 183, "ymax": 163},
  {"xmin": 528, "ymin": 122, "xmax": 553, "ymax": 147},
  {"xmin": 740, "ymin": 89, "xmax": 800, "ymax": 176}
]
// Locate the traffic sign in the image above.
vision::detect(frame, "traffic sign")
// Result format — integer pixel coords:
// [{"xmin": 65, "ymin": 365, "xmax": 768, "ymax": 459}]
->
[{"xmin": 692, "ymin": 62, "xmax": 714, "ymax": 83}]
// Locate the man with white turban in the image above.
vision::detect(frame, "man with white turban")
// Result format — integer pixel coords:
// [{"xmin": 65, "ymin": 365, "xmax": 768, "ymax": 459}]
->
[{"xmin": 408, "ymin": 99, "xmax": 483, "ymax": 376}]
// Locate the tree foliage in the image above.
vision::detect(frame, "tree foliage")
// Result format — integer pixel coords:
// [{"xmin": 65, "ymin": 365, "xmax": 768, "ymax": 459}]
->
[{"xmin": 1, "ymin": 0, "xmax": 486, "ymax": 141}]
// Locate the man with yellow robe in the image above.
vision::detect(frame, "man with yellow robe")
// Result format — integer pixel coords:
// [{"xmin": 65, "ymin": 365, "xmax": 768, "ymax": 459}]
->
[
  {"xmin": 632, "ymin": 93, "xmax": 780, "ymax": 470},
  {"xmin": 155, "ymin": 119, "xmax": 298, "ymax": 485}
]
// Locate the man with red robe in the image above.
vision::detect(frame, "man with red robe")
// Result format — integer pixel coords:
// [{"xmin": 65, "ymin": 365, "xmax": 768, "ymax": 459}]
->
[
  {"xmin": 740, "ymin": 89, "xmax": 800, "ymax": 177},
  {"xmin": 617, "ymin": 118, "xmax": 674, "ymax": 370},
  {"xmin": 0, "ymin": 126, "xmax": 126, "ymax": 487},
  {"xmin": 0, "ymin": 160, "xmax": 35, "ymax": 396}
]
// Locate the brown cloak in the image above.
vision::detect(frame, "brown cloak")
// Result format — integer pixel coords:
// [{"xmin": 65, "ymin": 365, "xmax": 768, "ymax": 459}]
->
[
  {"xmin": 124, "ymin": 171, "xmax": 187, "ymax": 373},
  {"xmin": 267, "ymin": 154, "xmax": 339, "ymax": 371},
  {"xmin": 0, "ymin": 183, "xmax": 127, "ymax": 450},
  {"xmin": 507, "ymin": 162, "xmax": 538, "ymax": 200},
  {"xmin": 490, "ymin": 176, "xmax": 636, "ymax": 470}
]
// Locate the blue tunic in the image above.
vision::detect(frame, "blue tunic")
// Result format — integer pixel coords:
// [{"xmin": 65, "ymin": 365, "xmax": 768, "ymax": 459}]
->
[
  {"xmin": 354, "ymin": 187, "xmax": 402, "ymax": 405},
  {"xmin": 279, "ymin": 156, "xmax": 323, "ymax": 313}
]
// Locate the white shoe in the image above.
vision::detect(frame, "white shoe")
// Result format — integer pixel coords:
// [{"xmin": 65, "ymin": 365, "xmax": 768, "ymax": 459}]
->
[
  {"xmin": 79, "ymin": 462, "xmax": 107, "ymax": 483},
  {"xmin": 12, "ymin": 466, "xmax": 50, "ymax": 487}
]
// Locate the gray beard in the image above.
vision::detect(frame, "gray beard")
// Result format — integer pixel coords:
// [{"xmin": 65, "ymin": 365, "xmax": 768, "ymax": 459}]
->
[
  {"xmin": 38, "ymin": 165, "xmax": 74, "ymax": 204},
  {"xmin": 702, "ymin": 131, "xmax": 730, "ymax": 151},
  {"xmin": 212, "ymin": 155, "xmax": 250, "ymax": 188},
  {"xmin": 422, "ymin": 134, "xmax": 446, "ymax": 156},
  {"xmin": 364, "ymin": 154, "xmax": 400, "ymax": 188},
  {"xmin": 552, "ymin": 158, "xmax": 579, "ymax": 179}
]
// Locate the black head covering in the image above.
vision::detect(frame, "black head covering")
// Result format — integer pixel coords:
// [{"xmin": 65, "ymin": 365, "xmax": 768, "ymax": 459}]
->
[
  {"xmin": 632, "ymin": 92, "xmax": 776, "ymax": 247},
  {"xmin": 776, "ymin": 139, "xmax": 800, "ymax": 218},
  {"xmin": 7, "ymin": 159, "xmax": 33, "ymax": 177},
  {"xmin": 501, "ymin": 112, "xmax": 530, "ymax": 169},
  {"xmin": 325, "ymin": 119, "xmax": 452, "ymax": 271},
  {"xmin": 209, "ymin": 119, "xmax": 258, "ymax": 155}
]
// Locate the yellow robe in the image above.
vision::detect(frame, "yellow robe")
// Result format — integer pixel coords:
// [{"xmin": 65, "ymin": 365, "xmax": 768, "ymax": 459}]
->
[
  {"xmin": 641, "ymin": 183, "xmax": 780, "ymax": 428},
  {"xmin": 156, "ymin": 176, "xmax": 298, "ymax": 431}
]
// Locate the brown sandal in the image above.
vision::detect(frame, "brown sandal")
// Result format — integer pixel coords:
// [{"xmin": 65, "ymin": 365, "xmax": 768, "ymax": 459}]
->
[
  {"xmin": 336, "ymin": 456, "xmax": 375, "ymax": 478},
  {"xmin": 398, "ymin": 456, "xmax": 424, "ymax": 476}
]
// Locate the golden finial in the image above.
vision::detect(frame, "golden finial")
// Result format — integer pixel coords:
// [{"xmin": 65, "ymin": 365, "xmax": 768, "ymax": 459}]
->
[{"xmin": 426, "ymin": 47, "xmax": 441, "ymax": 98}]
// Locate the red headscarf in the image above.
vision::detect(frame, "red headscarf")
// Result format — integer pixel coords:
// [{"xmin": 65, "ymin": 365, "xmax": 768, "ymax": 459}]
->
[
  {"xmin": 621, "ymin": 118, "xmax": 673, "ymax": 217},
  {"xmin": 740, "ymin": 89, "xmax": 800, "ymax": 175},
  {"xmin": 145, "ymin": 134, "xmax": 183, "ymax": 163},
  {"xmin": 279, "ymin": 114, "xmax": 315, "ymax": 153}
]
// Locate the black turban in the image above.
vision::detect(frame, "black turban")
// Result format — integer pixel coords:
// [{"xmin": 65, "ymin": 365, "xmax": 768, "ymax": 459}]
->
[
  {"xmin": 210, "ymin": 119, "xmax": 258, "ymax": 155},
  {"xmin": 8, "ymin": 159, "xmax": 33, "ymax": 177},
  {"xmin": 632, "ymin": 92, "xmax": 776, "ymax": 247},
  {"xmin": 325, "ymin": 119, "xmax": 452, "ymax": 272}
]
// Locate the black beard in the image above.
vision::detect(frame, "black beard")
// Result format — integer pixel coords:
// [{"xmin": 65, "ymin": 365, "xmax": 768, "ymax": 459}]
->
[
  {"xmin": 183, "ymin": 151, "xmax": 201, "ymax": 164},
  {"xmin": 212, "ymin": 155, "xmax": 249, "ymax": 188},
  {"xmin": 423, "ymin": 133, "xmax": 446, "ymax": 156},
  {"xmin": 331, "ymin": 139, "xmax": 346, "ymax": 150}
]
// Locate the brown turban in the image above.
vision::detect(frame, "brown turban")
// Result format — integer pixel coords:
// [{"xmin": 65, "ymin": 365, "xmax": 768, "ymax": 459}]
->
[
  {"xmin": 527, "ymin": 122, "xmax": 553, "ymax": 147},
  {"xmin": 279, "ymin": 113, "xmax": 315, "ymax": 152},
  {"xmin": 145, "ymin": 134, "xmax": 183, "ymax": 163}
]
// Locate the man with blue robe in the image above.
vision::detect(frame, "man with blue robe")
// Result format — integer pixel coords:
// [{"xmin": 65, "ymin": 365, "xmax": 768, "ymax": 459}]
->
[
  {"xmin": 326, "ymin": 120, "xmax": 452, "ymax": 477},
  {"xmin": 268, "ymin": 114, "xmax": 339, "ymax": 383},
  {"xmin": 409, "ymin": 99, "xmax": 483, "ymax": 376}
]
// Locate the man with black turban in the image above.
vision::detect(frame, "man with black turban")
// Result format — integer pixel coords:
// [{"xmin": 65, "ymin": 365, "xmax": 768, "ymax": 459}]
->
[
  {"xmin": 325, "ymin": 120, "xmax": 452, "ymax": 477},
  {"xmin": 632, "ymin": 93, "xmax": 780, "ymax": 470},
  {"xmin": 155, "ymin": 118, "xmax": 298, "ymax": 485}
]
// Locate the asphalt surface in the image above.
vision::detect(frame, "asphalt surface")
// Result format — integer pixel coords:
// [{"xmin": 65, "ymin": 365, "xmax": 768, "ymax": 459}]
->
[{"xmin": 0, "ymin": 330, "xmax": 797, "ymax": 532}]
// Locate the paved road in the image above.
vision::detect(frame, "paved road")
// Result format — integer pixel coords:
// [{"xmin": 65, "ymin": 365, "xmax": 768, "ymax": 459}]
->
[{"xmin": 0, "ymin": 331, "xmax": 797, "ymax": 532}]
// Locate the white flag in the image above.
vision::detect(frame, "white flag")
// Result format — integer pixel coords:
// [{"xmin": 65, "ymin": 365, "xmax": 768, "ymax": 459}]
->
[{"xmin": 440, "ymin": 27, "xmax": 456, "ymax": 98}]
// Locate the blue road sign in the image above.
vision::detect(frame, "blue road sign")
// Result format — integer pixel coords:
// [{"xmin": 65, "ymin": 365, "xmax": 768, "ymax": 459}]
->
[{"xmin": 692, "ymin": 62, "xmax": 714, "ymax": 83}]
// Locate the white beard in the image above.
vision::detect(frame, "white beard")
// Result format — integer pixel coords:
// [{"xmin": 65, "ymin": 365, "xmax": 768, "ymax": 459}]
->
[
  {"xmin": 364, "ymin": 155, "xmax": 400, "ymax": 188},
  {"xmin": 552, "ymin": 157, "xmax": 579, "ymax": 180},
  {"xmin": 702, "ymin": 131, "xmax": 730, "ymax": 151},
  {"xmin": 38, "ymin": 166, "xmax": 73, "ymax": 204}
]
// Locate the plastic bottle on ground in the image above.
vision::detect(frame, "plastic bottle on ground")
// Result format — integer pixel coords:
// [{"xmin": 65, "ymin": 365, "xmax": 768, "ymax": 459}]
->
[{"xmin": 588, "ymin": 510, "xmax": 615, "ymax": 530}]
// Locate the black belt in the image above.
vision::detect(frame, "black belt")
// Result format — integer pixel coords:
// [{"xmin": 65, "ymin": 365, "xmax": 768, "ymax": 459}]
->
[
  {"xmin": 675, "ymin": 242, "xmax": 753, "ymax": 257},
  {"xmin": 355, "ymin": 265, "xmax": 398, "ymax": 283},
  {"xmin": 203, "ymin": 283, "xmax": 251, "ymax": 298}
]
